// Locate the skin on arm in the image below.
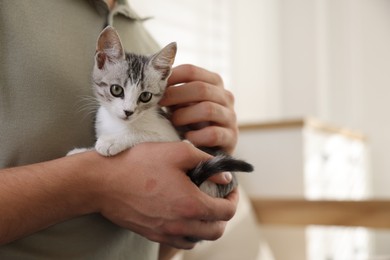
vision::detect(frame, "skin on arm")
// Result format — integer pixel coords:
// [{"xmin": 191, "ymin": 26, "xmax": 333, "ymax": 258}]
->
[
  {"xmin": 0, "ymin": 151, "xmax": 100, "ymax": 244},
  {"xmin": 0, "ymin": 142, "xmax": 237, "ymax": 249}
]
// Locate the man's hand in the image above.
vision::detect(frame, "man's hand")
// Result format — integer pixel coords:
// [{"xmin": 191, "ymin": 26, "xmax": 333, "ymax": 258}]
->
[
  {"xmin": 160, "ymin": 64, "xmax": 238, "ymax": 155},
  {"xmin": 94, "ymin": 142, "xmax": 238, "ymax": 249},
  {"xmin": 0, "ymin": 142, "xmax": 238, "ymax": 249}
]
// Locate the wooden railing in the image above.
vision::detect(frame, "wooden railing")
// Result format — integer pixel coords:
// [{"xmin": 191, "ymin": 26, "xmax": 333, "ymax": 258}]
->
[{"xmin": 251, "ymin": 198, "xmax": 390, "ymax": 229}]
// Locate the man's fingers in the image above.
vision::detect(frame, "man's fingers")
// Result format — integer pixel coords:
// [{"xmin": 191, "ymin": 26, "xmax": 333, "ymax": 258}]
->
[
  {"xmin": 168, "ymin": 141, "xmax": 212, "ymax": 170},
  {"xmin": 207, "ymin": 172, "xmax": 233, "ymax": 185},
  {"xmin": 160, "ymin": 82, "xmax": 231, "ymax": 108},
  {"xmin": 184, "ymin": 126, "xmax": 237, "ymax": 152},
  {"xmin": 162, "ymin": 219, "xmax": 227, "ymax": 242},
  {"xmin": 170, "ymin": 101, "xmax": 235, "ymax": 128},
  {"xmin": 167, "ymin": 64, "xmax": 223, "ymax": 87}
]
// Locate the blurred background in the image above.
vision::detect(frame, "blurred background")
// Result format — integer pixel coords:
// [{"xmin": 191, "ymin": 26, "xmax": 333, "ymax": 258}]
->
[{"xmin": 132, "ymin": 0, "xmax": 390, "ymax": 259}]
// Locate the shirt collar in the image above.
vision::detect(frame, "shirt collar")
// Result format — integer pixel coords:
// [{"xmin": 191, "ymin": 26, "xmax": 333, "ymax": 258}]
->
[{"xmin": 91, "ymin": 0, "xmax": 147, "ymax": 21}]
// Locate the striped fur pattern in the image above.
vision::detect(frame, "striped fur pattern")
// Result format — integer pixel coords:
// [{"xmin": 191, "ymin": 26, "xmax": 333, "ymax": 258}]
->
[{"xmin": 88, "ymin": 26, "xmax": 253, "ymax": 198}]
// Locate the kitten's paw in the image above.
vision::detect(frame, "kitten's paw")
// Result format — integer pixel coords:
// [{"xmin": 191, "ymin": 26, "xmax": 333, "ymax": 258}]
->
[
  {"xmin": 199, "ymin": 180, "xmax": 235, "ymax": 198},
  {"xmin": 199, "ymin": 180, "xmax": 219, "ymax": 197},
  {"xmin": 67, "ymin": 148, "xmax": 89, "ymax": 156},
  {"xmin": 95, "ymin": 138, "xmax": 126, "ymax": 156}
]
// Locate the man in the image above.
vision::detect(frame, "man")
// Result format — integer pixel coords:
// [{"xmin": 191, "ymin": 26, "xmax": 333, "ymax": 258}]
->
[{"xmin": 0, "ymin": 0, "xmax": 239, "ymax": 259}]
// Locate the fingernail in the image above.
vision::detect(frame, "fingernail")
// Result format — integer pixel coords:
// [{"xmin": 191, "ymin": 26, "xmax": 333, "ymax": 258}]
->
[{"xmin": 223, "ymin": 172, "xmax": 232, "ymax": 182}]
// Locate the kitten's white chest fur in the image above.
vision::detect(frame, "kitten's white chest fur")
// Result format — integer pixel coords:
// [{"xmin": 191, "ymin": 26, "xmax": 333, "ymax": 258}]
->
[
  {"xmin": 67, "ymin": 26, "xmax": 252, "ymax": 199},
  {"xmin": 95, "ymin": 106, "xmax": 180, "ymax": 156}
]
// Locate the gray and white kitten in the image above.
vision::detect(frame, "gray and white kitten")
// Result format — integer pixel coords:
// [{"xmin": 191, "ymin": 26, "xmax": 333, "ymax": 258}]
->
[{"xmin": 70, "ymin": 26, "xmax": 253, "ymax": 198}]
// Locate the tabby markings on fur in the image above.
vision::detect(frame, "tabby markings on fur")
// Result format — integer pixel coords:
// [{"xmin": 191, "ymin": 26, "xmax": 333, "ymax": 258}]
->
[{"xmin": 68, "ymin": 26, "xmax": 253, "ymax": 198}]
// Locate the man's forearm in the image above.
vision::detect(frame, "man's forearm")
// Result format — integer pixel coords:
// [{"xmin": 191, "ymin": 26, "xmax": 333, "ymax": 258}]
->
[{"xmin": 0, "ymin": 152, "xmax": 101, "ymax": 245}]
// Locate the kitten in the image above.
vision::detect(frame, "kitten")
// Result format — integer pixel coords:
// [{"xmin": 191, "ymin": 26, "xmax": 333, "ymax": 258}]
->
[{"xmin": 69, "ymin": 26, "xmax": 253, "ymax": 198}]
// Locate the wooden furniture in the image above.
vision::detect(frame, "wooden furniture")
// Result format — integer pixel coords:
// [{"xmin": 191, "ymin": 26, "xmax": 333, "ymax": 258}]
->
[
  {"xmin": 236, "ymin": 118, "xmax": 381, "ymax": 260},
  {"xmin": 251, "ymin": 198, "xmax": 390, "ymax": 229}
]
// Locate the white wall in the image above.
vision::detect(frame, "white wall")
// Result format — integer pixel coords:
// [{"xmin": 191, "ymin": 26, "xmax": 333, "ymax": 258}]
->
[
  {"xmin": 231, "ymin": 0, "xmax": 390, "ymax": 256},
  {"xmin": 131, "ymin": 0, "xmax": 233, "ymax": 88},
  {"xmin": 231, "ymin": 0, "xmax": 390, "ymax": 198},
  {"xmin": 230, "ymin": 0, "xmax": 282, "ymax": 122},
  {"xmin": 325, "ymin": 0, "xmax": 390, "ymax": 199}
]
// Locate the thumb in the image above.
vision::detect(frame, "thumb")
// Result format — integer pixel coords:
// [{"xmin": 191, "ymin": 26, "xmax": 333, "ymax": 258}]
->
[
  {"xmin": 207, "ymin": 172, "xmax": 233, "ymax": 185},
  {"xmin": 176, "ymin": 141, "xmax": 213, "ymax": 170}
]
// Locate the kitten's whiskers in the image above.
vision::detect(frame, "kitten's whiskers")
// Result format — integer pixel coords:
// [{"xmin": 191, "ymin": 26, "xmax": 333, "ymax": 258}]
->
[{"xmin": 75, "ymin": 95, "xmax": 100, "ymax": 120}]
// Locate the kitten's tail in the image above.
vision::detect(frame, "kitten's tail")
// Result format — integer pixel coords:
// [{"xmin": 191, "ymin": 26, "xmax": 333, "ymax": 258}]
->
[{"xmin": 187, "ymin": 155, "xmax": 254, "ymax": 186}]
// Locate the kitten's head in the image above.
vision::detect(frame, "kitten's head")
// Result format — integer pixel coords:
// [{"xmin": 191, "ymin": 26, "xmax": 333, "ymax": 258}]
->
[{"xmin": 92, "ymin": 26, "xmax": 176, "ymax": 122}]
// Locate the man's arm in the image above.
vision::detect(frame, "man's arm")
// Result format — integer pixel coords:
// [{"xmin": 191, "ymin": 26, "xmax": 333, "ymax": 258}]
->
[
  {"xmin": 0, "ymin": 151, "xmax": 98, "ymax": 244},
  {"xmin": 0, "ymin": 142, "xmax": 237, "ymax": 248}
]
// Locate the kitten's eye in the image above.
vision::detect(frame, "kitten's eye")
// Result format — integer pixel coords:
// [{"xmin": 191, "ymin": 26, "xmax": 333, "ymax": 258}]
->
[
  {"xmin": 110, "ymin": 84, "xmax": 124, "ymax": 98},
  {"xmin": 139, "ymin": 92, "xmax": 153, "ymax": 103}
]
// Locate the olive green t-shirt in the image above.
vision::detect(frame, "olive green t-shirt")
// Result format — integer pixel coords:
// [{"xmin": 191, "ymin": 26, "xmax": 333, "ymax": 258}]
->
[{"xmin": 0, "ymin": 0, "xmax": 160, "ymax": 259}]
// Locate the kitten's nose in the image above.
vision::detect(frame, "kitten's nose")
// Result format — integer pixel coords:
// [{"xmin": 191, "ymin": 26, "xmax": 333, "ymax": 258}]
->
[{"xmin": 124, "ymin": 110, "xmax": 134, "ymax": 117}]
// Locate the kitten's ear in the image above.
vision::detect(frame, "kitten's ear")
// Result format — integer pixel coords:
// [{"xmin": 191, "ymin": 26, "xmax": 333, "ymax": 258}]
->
[
  {"xmin": 95, "ymin": 26, "xmax": 125, "ymax": 69},
  {"xmin": 150, "ymin": 42, "xmax": 177, "ymax": 80}
]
